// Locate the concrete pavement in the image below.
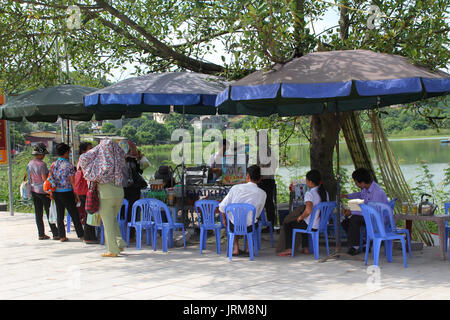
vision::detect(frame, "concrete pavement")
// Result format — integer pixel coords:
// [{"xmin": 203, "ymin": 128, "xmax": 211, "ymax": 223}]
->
[{"xmin": 1, "ymin": 211, "xmax": 449, "ymax": 300}]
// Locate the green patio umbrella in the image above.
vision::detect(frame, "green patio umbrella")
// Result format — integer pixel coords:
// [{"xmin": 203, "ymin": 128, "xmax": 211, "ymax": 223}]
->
[{"xmin": 0, "ymin": 84, "xmax": 141, "ymax": 122}]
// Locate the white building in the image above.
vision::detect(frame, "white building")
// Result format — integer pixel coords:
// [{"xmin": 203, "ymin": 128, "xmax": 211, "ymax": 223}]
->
[{"xmin": 191, "ymin": 115, "xmax": 226, "ymax": 130}]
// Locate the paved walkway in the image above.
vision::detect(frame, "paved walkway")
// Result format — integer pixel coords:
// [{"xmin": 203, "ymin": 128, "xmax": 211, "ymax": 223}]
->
[{"xmin": 1, "ymin": 211, "xmax": 450, "ymax": 300}]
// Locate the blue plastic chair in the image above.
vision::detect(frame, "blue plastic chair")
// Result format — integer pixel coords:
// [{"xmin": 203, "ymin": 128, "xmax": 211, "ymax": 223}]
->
[
  {"xmin": 118, "ymin": 199, "xmax": 129, "ymax": 240},
  {"xmin": 367, "ymin": 201, "xmax": 412, "ymax": 258},
  {"xmin": 360, "ymin": 198, "xmax": 397, "ymax": 249},
  {"xmin": 126, "ymin": 199, "xmax": 154, "ymax": 250},
  {"xmin": 224, "ymin": 203, "xmax": 257, "ymax": 261},
  {"xmin": 444, "ymin": 202, "xmax": 449, "ymax": 253},
  {"xmin": 66, "ymin": 210, "xmax": 71, "ymax": 233},
  {"xmin": 150, "ymin": 199, "xmax": 186, "ymax": 252},
  {"xmin": 195, "ymin": 200, "xmax": 223, "ymax": 254},
  {"xmin": 100, "ymin": 199, "xmax": 129, "ymax": 245},
  {"xmin": 291, "ymin": 201, "xmax": 337, "ymax": 259},
  {"xmin": 256, "ymin": 209, "xmax": 274, "ymax": 249},
  {"xmin": 360, "ymin": 204, "xmax": 408, "ymax": 268}
]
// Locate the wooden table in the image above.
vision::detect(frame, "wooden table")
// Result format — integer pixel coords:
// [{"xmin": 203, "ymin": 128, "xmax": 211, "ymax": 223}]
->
[{"xmin": 394, "ymin": 214, "xmax": 450, "ymax": 260}]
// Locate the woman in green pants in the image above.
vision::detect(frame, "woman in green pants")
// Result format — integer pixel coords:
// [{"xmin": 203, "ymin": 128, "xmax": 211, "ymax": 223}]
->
[{"xmin": 79, "ymin": 139, "xmax": 127, "ymax": 257}]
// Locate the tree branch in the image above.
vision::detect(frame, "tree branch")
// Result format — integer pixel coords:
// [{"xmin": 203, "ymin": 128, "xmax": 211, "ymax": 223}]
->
[{"xmin": 95, "ymin": 0, "xmax": 225, "ymax": 74}]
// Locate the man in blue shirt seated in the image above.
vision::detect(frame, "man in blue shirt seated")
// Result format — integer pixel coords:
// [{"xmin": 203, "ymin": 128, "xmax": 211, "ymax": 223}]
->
[{"xmin": 340, "ymin": 168, "xmax": 388, "ymax": 256}]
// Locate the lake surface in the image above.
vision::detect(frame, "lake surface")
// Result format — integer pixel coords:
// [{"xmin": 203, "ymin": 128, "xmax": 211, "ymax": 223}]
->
[{"xmin": 143, "ymin": 137, "xmax": 450, "ymax": 189}]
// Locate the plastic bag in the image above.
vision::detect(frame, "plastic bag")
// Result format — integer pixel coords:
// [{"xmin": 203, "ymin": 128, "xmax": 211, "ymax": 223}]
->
[
  {"xmin": 20, "ymin": 181, "xmax": 31, "ymax": 200},
  {"xmin": 139, "ymin": 156, "xmax": 150, "ymax": 170},
  {"xmin": 86, "ymin": 213, "xmax": 101, "ymax": 227},
  {"xmin": 49, "ymin": 200, "xmax": 57, "ymax": 224}
]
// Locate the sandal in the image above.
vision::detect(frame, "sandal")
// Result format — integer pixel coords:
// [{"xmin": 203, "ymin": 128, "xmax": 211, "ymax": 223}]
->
[
  {"xmin": 101, "ymin": 252, "xmax": 118, "ymax": 257},
  {"xmin": 38, "ymin": 235, "xmax": 50, "ymax": 240},
  {"xmin": 84, "ymin": 240, "xmax": 99, "ymax": 244},
  {"xmin": 277, "ymin": 251, "xmax": 291, "ymax": 257}
]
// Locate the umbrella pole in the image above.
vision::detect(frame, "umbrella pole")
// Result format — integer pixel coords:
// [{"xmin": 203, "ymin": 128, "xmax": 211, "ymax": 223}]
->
[
  {"xmin": 5, "ymin": 108, "xmax": 14, "ymax": 216},
  {"xmin": 61, "ymin": 117, "xmax": 66, "ymax": 144},
  {"xmin": 181, "ymin": 106, "xmax": 186, "ymax": 227},
  {"xmin": 70, "ymin": 120, "xmax": 75, "ymax": 165}
]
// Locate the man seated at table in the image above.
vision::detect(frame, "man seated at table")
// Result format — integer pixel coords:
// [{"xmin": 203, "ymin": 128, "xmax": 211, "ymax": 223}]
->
[
  {"xmin": 340, "ymin": 168, "xmax": 388, "ymax": 256},
  {"xmin": 219, "ymin": 165, "xmax": 267, "ymax": 256}
]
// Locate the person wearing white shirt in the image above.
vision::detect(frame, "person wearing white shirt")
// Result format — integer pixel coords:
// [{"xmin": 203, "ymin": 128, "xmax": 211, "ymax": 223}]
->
[
  {"xmin": 207, "ymin": 139, "xmax": 229, "ymax": 182},
  {"xmin": 277, "ymin": 169, "xmax": 329, "ymax": 257},
  {"xmin": 219, "ymin": 165, "xmax": 267, "ymax": 256}
]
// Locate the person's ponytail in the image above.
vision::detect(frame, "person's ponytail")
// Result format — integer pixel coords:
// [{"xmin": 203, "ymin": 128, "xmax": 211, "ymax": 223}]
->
[{"xmin": 306, "ymin": 169, "xmax": 328, "ymax": 202}]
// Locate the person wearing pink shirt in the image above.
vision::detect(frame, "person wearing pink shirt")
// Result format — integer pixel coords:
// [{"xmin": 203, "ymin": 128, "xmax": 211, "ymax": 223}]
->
[{"xmin": 27, "ymin": 143, "xmax": 58, "ymax": 240}]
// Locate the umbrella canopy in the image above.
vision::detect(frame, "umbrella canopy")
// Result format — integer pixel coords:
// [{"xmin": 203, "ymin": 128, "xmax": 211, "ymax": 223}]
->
[
  {"xmin": 84, "ymin": 72, "xmax": 229, "ymax": 115},
  {"xmin": 0, "ymin": 84, "xmax": 141, "ymax": 122},
  {"xmin": 216, "ymin": 49, "xmax": 450, "ymax": 116}
]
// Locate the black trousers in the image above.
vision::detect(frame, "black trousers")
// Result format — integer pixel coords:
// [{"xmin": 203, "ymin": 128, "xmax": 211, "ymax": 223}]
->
[
  {"xmin": 284, "ymin": 220, "xmax": 316, "ymax": 249},
  {"xmin": 341, "ymin": 215, "xmax": 365, "ymax": 247},
  {"xmin": 229, "ymin": 221, "xmax": 259, "ymax": 233},
  {"xmin": 258, "ymin": 178, "xmax": 276, "ymax": 226},
  {"xmin": 31, "ymin": 192, "xmax": 58, "ymax": 237},
  {"xmin": 53, "ymin": 191, "xmax": 84, "ymax": 239},
  {"xmin": 78, "ymin": 195, "xmax": 97, "ymax": 241},
  {"xmin": 124, "ymin": 186, "xmax": 141, "ymax": 239}
]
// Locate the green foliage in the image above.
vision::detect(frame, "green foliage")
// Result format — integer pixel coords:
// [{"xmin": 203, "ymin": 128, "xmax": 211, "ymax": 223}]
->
[
  {"xmin": 101, "ymin": 122, "xmax": 118, "ymax": 134},
  {"xmin": 0, "ymin": 147, "xmax": 55, "ymax": 213},
  {"xmin": 75, "ymin": 122, "xmax": 91, "ymax": 134},
  {"xmin": 121, "ymin": 125, "xmax": 137, "ymax": 141},
  {"xmin": 9, "ymin": 128, "xmax": 25, "ymax": 149}
]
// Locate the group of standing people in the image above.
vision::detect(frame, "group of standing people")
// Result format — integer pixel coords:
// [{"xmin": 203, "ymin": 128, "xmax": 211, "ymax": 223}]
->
[{"xmin": 28, "ymin": 138, "xmax": 147, "ymax": 257}]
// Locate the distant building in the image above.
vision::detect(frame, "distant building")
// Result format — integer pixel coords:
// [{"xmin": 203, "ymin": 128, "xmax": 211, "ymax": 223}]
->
[
  {"xmin": 153, "ymin": 113, "xmax": 167, "ymax": 124},
  {"xmin": 25, "ymin": 131, "xmax": 80, "ymax": 155},
  {"xmin": 191, "ymin": 115, "xmax": 227, "ymax": 130}
]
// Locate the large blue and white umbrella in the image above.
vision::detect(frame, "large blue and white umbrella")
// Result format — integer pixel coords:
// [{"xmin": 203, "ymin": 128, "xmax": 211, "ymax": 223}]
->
[
  {"xmin": 84, "ymin": 72, "xmax": 229, "ymax": 115},
  {"xmin": 216, "ymin": 49, "xmax": 450, "ymax": 116}
]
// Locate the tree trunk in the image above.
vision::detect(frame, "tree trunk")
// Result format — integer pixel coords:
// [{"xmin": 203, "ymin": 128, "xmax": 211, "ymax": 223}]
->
[
  {"xmin": 338, "ymin": 2, "xmax": 377, "ymax": 182},
  {"xmin": 309, "ymin": 112, "xmax": 346, "ymax": 200}
]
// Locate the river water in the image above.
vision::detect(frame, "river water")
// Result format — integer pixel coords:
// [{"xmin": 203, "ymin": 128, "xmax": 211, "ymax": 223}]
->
[
  {"xmin": 279, "ymin": 137, "xmax": 450, "ymax": 188},
  {"xmin": 144, "ymin": 137, "xmax": 450, "ymax": 189}
]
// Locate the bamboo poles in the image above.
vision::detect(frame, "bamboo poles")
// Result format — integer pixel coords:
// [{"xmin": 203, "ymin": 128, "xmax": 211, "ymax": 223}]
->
[
  {"xmin": 342, "ymin": 111, "xmax": 377, "ymax": 182},
  {"xmin": 370, "ymin": 111, "xmax": 434, "ymax": 246}
]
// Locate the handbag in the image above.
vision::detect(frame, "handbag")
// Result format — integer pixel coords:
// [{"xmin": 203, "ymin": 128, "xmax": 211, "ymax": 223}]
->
[
  {"xmin": 86, "ymin": 212, "xmax": 102, "ymax": 227},
  {"xmin": 74, "ymin": 165, "xmax": 89, "ymax": 195},
  {"xmin": 127, "ymin": 160, "xmax": 148, "ymax": 189},
  {"xmin": 85, "ymin": 181, "xmax": 100, "ymax": 214},
  {"xmin": 49, "ymin": 200, "xmax": 57, "ymax": 224}
]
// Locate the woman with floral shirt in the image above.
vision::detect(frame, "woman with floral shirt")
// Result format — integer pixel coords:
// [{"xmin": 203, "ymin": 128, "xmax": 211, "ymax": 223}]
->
[{"xmin": 50, "ymin": 143, "xmax": 84, "ymax": 242}]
